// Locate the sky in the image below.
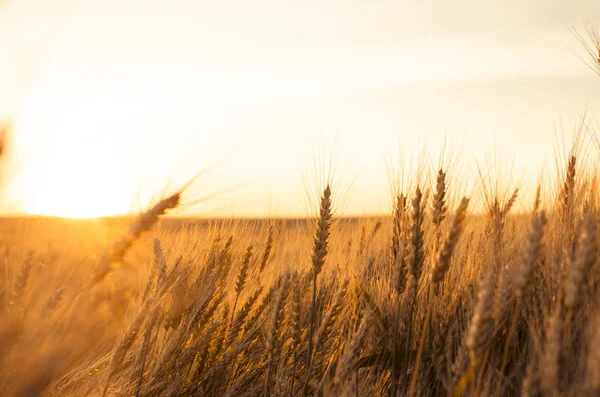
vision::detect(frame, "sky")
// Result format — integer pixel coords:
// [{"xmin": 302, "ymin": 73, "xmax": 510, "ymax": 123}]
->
[{"xmin": 0, "ymin": 0, "xmax": 600, "ymax": 218}]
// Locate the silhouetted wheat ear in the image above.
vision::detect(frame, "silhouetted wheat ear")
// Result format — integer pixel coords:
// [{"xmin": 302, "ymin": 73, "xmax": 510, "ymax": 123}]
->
[
  {"xmin": 312, "ymin": 185, "xmax": 332, "ymax": 276},
  {"xmin": 409, "ymin": 187, "xmax": 425, "ymax": 283},
  {"xmin": 501, "ymin": 188, "xmax": 519, "ymax": 217},
  {"xmin": 391, "ymin": 193, "xmax": 408, "ymax": 295},
  {"xmin": 259, "ymin": 226, "xmax": 274, "ymax": 274},
  {"xmin": 561, "ymin": 156, "xmax": 577, "ymax": 221},
  {"xmin": 432, "ymin": 169, "xmax": 448, "ymax": 249},
  {"xmin": 392, "ymin": 189, "xmax": 421, "ymax": 397},
  {"xmin": 227, "ymin": 286, "xmax": 263, "ymax": 346},
  {"xmin": 432, "ymin": 197, "xmax": 469, "ymax": 284},
  {"xmin": 153, "ymin": 238, "xmax": 167, "ymax": 282},
  {"xmin": 391, "ymin": 193, "xmax": 406, "ymax": 265},
  {"xmin": 93, "ymin": 192, "xmax": 180, "ymax": 283},
  {"xmin": 304, "ymin": 184, "xmax": 333, "ymax": 391},
  {"xmin": 12, "ymin": 251, "xmax": 33, "ymax": 299},
  {"xmin": 235, "ymin": 245, "xmax": 253, "ymax": 295},
  {"xmin": 289, "ymin": 278, "xmax": 303, "ymax": 351}
]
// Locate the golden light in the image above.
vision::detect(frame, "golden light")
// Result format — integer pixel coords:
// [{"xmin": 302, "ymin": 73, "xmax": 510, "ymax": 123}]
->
[
  {"xmin": 15, "ymin": 159, "xmax": 133, "ymax": 219},
  {"xmin": 1, "ymin": 0, "xmax": 598, "ymax": 219},
  {"xmin": 8, "ymin": 79, "xmax": 148, "ymax": 219}
]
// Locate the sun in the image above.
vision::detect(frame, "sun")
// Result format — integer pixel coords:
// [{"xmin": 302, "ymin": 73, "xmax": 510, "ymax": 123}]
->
[
  {"xmin": 14, "ymin": 159, "xmax": 135, "ymax": 219},
  {"xmin": 7, "ymin": 128, "xmax": 139, "ymax": 219},
  {"xmin": 22, "ymin": 193, "xmax": 125, "ymax": 220},
  {"xmin": 6, "ymin": 78, "xmax": 156, "ymax": 219},
  {"xmin": 9, "ymin": 136, "xmax": 142, "ymax": 219}
]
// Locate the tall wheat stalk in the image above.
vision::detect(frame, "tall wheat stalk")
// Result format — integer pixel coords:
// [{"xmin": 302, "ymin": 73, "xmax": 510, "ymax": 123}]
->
[
  {"xmin": 303, "ymin": 185, "xmax": 332, "ymax": 395},
  {"xmin": 410, "ymin": 197, "xmax": 469, "ymax": 396},
  {"xmin": 398, "ymin": 187, "xmax": 425, "ymax": 396},
  {"xmin": 93, "ymin": 192, "xmax": 181, "ymax": 284}
]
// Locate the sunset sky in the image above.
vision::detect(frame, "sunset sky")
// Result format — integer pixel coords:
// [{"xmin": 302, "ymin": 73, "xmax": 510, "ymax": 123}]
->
[{"xmin": 1, "ymin": 0, "xmax": 600, "ymax": 217}]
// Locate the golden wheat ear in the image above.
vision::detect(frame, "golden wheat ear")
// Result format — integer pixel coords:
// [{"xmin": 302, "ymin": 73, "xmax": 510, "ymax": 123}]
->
[
  {"xmin": 432, "ymin": 197, "xmax": 469, "ymax": 285},
  {"xmin": 408, "ymin": 187, "xmax": 425, "ymax": 284},
  {"xmin": 230, "ymin": 244, "xmax": 253, "ymax": 325},
  {"xmin": 92, "ymin": 191, "xmax": 181, "ymax": 285},
  {"xmin": 303, "ymin": 184, "xmax": 333, "ymax": 393}
]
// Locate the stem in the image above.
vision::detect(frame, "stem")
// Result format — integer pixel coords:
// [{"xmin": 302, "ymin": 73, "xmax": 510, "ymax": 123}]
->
[
  {"xmin": 401, "ymin": 284, "xmax": 417, "ymax": 395},
  {"xmin": 390, "ymin": 299, "xmax": 401, "ymax": 396},
  {"xmin": 303, "ymin": 272, "xmax": 318, "ymax": 395},
  {"xmin": 409, "ymin": 287, "xmax": 433, "ymax": 396}
]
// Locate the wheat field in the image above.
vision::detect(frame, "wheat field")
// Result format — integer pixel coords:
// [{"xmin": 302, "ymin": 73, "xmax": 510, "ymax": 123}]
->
[
  {"xmin": 1, "ymin": 150, "xmax": 600, "ymax": 397},
  {"xmin": 1, "ymin": 14, "xmax": 600, "ymax": 397}
]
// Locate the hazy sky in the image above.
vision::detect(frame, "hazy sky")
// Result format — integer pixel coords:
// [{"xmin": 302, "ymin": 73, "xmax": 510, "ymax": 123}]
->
[{"xmin": 0, "ymin": 0, "xmax": 600, "ymax": 217}]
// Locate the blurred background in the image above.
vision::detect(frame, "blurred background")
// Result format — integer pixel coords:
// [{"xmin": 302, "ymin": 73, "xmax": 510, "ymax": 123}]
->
[{"xmin": 0, "ymin": 0, "xmax": 599, "ymax": 217}]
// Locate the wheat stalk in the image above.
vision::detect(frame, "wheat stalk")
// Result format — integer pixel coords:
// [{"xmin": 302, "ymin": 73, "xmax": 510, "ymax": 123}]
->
[
  {"xmin": 231, "ymin": 244, "xmax": 253, "ymax": 325},
  {"xmin": 264, "ymin": 272, "xmax": 291, "ymax": 396},
  {"xmin": 432, "ymin": 168, "xmax": 448, "ymax": 251},
  {"xmin": 93, "ymin": 192, "xmax": 181, "ymax": 284},
  {"xmin": 432, "ymin": 197, "xmax": 469, "ymax": 284},
  {"xmin": 259, "ymin": 226, "xmax": 274, "ymax": 274},
  {"xmin": 305, "ymin": 185, "xmax": 333, "ymax": 391}
]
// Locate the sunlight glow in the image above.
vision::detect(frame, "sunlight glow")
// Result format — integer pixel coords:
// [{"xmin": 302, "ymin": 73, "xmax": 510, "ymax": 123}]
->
[
  {"xmin": 12, "ymin": 147, "xmax": 135, "ymax": 219},
  {"xmin": 9, "ymin": 83, "xmax": 144, "ymax": 218},
  {"xmin": 16, "ymin": 170, "xmax": 131, "ymax": 219},
  {"xmin": 0, "ymin": 0, "xmax": 599, "ymax": 218}
]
